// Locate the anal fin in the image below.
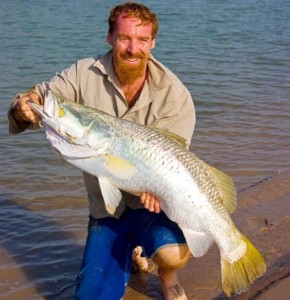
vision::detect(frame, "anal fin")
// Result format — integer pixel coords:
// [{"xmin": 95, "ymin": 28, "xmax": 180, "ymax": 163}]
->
[{"xmin": 181, "ymin": 227, "xmax": 213, "ymax": 257}]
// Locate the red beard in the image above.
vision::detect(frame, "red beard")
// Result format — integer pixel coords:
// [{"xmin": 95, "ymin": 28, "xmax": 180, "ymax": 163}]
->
[{"xmin": 114, "ymin": 52, "xmax": 148, "ymax": 84}]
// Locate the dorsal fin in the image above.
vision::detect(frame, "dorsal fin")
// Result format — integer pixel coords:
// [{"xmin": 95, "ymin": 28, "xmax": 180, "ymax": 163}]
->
[
  {"xmin": 206, "ymin": 163, "xmax": 237, "ymax": 214},
  {"xmin": 153, "ymin": 128, "xmax": 188, "ymax": 147}
]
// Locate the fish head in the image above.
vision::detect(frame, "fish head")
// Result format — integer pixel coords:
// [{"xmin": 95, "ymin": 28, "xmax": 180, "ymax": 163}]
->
[{"xmin": 29, "ymin": 90, "xmax": 112, "ymax": 158}]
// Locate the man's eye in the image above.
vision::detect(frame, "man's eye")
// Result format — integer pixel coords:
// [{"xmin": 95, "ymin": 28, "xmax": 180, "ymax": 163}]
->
[{"xmin": 140, "ymin": 38, "xmax": 149, "ymax": 42}]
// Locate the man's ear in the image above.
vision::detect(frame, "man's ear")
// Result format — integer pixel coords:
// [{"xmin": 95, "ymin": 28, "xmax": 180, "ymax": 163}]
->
[
  {"xmin": 107, "ymin": 32, "xmax": 112, "ymax": 46},
  {"xmin": 151, "ymin": 37, "xmax": 156, "ymax": 50}
]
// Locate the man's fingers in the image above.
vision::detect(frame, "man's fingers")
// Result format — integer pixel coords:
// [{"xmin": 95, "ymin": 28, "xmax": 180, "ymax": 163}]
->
[
  {"xmin": 15, "ymin": 97, "xmax": 41, "ymax": 123},
  {"xmin": 148, "ymin": 196, "xmax": 156, "ymax": 212},
  {"xmin": 143, "ymin": 193, "xmax": 150, "ymax": 209},
  {"xmin": 140, "ymin": 192, "xmax": 146, "ymax": 204},
  {"xmin": 140, "ymin": 193, "xmax": 161, "ymax": 213},
  {"xmin": 154, "ymin": 201, "xmax": 161, "ymax": 213}
]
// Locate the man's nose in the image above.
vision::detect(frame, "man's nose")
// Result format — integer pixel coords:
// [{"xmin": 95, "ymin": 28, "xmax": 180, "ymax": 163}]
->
[{"xmin": 127, "ymin": 39, "xmax": 138, "ymax": 54}]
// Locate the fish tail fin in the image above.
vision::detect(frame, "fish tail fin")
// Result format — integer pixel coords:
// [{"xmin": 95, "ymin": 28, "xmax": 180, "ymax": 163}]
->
[{"xmin": 221, "ymin": 235, "xmax": 266, "ymax": 297}]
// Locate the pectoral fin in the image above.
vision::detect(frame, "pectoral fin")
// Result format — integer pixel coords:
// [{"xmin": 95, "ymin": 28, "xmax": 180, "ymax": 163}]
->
[
  {"xmin": 98, "ymin": 177, "xmax": 122, "ymax": 215},
  {"xmin": 105, "ymin": 154, "xmax": 138, "ymax": 179}
]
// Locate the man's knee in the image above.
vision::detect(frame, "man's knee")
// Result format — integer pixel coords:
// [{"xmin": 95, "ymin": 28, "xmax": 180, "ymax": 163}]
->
[{"xmin": 152, "ymin": 244, "xmax": 190, "ymax": 270}]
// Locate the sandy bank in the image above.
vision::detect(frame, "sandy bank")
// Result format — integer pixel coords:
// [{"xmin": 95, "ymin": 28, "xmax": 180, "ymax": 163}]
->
[{"xmin": 124, "ymin": 171, "xmax": 290, "ymax": 299}]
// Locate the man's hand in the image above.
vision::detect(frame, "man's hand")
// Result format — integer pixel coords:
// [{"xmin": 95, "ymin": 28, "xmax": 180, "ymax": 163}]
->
[
  {"xmin": 13, "ymin": 92, "xmax": 42, "ymax": 124},
  {"xmin": 140, "ymin": 192, "xmax": 161, "ymax": 213}
]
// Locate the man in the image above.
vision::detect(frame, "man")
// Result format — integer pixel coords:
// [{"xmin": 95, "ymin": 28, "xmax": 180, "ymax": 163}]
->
[{"xmin": 8, "ymin": 2, "xmax": 195, "ymax": 300}]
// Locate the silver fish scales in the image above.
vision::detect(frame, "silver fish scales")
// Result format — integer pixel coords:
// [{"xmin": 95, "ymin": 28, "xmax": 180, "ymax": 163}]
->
[{"xmin": 29, "ymin": 90, "xmax": 266, "ymax": 297}]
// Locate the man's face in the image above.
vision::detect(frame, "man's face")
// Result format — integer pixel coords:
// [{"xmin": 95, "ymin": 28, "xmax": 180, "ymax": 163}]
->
[{"xmin": 107, "ymin": 14, "xmax": 156, "ymax": 84}]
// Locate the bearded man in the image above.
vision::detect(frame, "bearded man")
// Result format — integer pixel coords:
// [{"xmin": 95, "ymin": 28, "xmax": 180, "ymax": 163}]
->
[{"xmin": 8, "ymin": 2, "xmax": 195, "ymax": 300}]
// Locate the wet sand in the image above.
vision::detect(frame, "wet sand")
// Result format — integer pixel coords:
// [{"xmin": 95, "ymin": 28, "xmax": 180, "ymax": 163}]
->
[{"xmin": 124, "ymin": 171, "xmax": 290, "ymax": 300}]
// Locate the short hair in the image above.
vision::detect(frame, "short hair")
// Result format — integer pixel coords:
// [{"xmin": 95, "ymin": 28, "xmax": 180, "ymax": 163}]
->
[{"xmin": 108, "ymin": 1, "xmax": 158, "ymax": 38}]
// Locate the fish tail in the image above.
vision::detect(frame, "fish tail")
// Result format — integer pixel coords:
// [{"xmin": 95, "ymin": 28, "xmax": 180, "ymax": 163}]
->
[{"xmin": 221, "ymin": 235, "xmax": 266, "ymax": 297}]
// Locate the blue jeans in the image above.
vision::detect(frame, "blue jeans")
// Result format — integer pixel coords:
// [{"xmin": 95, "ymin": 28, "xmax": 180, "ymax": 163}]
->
[{"xmin": 75, "ymin": 207, "xmax": 186, "ymax": 300}]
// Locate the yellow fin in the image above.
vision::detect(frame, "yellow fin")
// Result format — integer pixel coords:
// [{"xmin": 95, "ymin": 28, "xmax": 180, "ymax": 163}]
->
[
  {"xmin": 105, "ymin": 154, "xmax": 137, "ymax": 179},
  {"xmin": 206, "ymin": 163, "xmax": 237, "ymax": 214},
  {"xmin": 221, "ymin": 235, "xmax": 266, "ymax": 297},
  {"xmin": 153, "ymin": 128, "xmax": 188, "ymax": 147}
]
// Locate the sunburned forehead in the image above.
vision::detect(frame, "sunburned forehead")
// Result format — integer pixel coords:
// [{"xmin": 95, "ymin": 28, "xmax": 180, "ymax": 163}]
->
[{"xmin": 115, "ymin": 14, "xmax": 153, "ymax": 37}]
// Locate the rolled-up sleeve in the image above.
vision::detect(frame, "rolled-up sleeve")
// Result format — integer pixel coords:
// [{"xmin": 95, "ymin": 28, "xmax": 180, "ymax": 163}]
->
[
  {"xmin": 8, "ymin": 62, "xmax": 81, "ymax": 135},
  {"xmin": 8, "ymin": 87, "xmax": 44, "ymax": 134}
]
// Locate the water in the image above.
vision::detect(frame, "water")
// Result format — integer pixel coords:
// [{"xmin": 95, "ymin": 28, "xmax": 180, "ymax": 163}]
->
[{"xmin": 0, "ymin": 0, "xmax": 289, "ymax": 298}]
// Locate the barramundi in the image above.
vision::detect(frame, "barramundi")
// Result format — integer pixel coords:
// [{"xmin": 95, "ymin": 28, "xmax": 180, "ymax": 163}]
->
[{"xmin": 29, "ymin": 90, "xmax": 266, "ymax": 297}]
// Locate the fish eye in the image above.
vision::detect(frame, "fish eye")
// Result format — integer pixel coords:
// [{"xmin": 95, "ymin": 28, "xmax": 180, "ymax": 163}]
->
[{"xmin": 58, "ymin": 108, "xmax": 65, "ymax": 117}]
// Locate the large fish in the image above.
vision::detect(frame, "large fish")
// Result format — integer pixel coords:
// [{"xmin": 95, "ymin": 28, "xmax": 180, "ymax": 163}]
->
[{"xmin": 29, "ymin": 90, "xmax": 266, "ymax": 297}]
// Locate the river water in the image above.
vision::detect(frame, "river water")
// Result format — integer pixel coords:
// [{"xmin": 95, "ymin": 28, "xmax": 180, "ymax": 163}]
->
[{"xmin": 0, "ymin": 0, "xmax": 289, "ymax": 299}]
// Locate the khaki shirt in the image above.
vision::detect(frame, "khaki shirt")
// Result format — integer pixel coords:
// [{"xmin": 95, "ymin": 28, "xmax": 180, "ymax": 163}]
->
[{"xmin": 8, "ymin": 50, "xmax": 195, "ymax": 219}]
